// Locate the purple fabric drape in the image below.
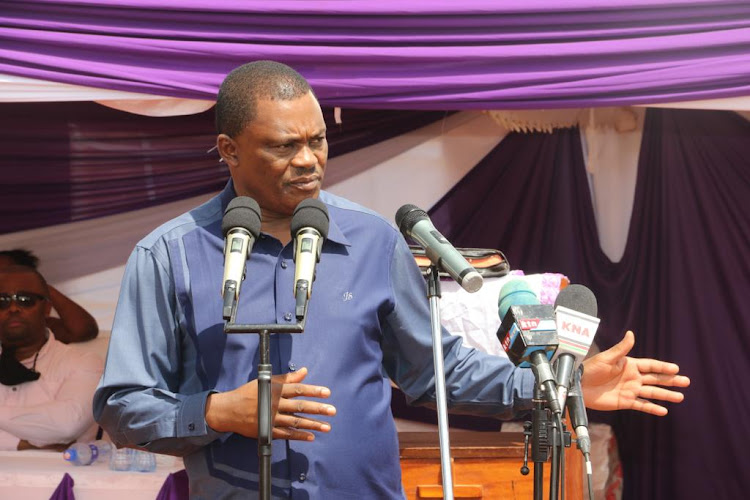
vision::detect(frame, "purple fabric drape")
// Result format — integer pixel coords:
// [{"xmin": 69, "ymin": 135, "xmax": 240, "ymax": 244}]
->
[
  {"xmin": 428, "ymin": 126, "xmax": 609, "ymax": 281},
  {"xmin": 0, "ymin": 102, "xmax": 444, "ymax": 234},
  {"xmin": 1, "ymin": 1, "xmax": 748, "ymax": 108},
  {"xmin": 50, "ymin": 472, "xmax": 75, "ymax": 500},
  {"xmin": 429, "ymin": 109, "xmax": 750, "ymax": 499},
  {"xmin": 605, "ymin": 109, "xmax": 750, "ymax": 500},
  {"xmin": 155, "ymin": 469, "xmax": 189, "ymax": 500}
]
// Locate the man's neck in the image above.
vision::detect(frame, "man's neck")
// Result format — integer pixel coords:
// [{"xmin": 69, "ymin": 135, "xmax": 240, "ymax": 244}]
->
[
  {"xmin": 261, "ymin": 213, "xmax": 293, "ymax": 247},
  {"xmin": 13, "ymin": 337, "xmax": 47, "ymax": 363}
]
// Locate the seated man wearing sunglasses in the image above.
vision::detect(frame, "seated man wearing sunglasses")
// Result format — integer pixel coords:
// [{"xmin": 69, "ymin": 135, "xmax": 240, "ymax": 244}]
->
[
  {"xmin": 0, "ymin": 266, "xmax": 103, "ymax": 451},
  {"xmin": 0, "ymin": 249, "xmax": 99, "ymax": 343}
]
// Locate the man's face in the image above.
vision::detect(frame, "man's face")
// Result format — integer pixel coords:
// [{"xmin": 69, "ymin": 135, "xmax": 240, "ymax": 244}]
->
[
  {"xmin": 221, "ymin": 91, "xmax": 328, "ymax": 217},
  {"xmin": 0, "ymin": 272, "xmax": 50, "ymax": 349}
]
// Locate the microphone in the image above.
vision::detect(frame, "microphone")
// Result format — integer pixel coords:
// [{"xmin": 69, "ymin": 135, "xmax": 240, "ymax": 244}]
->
[
  {"xmin": 552, "ymin": 284, "xmax": 600, "ymax": 409},
  {"xmin": 395, "ymin": 204, "xmax": 482, "ymax": 293},
  {"xmin": 496, "ymin": 279, "xmax": 561, "ymax": 414},
  {"xmin": 497, "ymin": 278, "xmax": 539, "ymax": 319},
  {"xmin": 290, "ymin": 198, "xmax": 329, "ymax": 320},
  {"xmin": 221, "ymin": 196, "xmax": 262, "ymax": 320},
  {"xmin": 567, "ymin": 366, "xmax": 592, "ymax": 458}
]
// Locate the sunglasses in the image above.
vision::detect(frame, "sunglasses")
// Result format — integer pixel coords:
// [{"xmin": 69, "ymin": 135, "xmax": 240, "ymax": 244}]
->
[{"xmin": 0, "ymin": 293, "xmax": 49, "ymax": 310}]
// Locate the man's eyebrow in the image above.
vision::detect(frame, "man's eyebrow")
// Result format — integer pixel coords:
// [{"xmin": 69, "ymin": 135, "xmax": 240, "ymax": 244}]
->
[
  {"xmin": 15, "ymin": 289, "xmax": 46, "ymax": 296},
  {"xmin": 273, "ymin": 129, "xmax": 327, "ymax": 142}
]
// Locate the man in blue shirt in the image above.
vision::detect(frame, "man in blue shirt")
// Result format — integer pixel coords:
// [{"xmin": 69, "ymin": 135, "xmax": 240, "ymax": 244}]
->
[{"xmin": 93, "ymin": 61, "xmax": 690, "ymax": 499}]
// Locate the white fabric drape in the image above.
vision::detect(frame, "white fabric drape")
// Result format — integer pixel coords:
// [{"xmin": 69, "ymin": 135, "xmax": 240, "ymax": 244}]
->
[
  {"xmin": 3, "ymin": 74, "xmax": 750, "ymax": 116},
  {"xmin": 0, "ymin": 74, "xmax": 214, "ymax": 116}
]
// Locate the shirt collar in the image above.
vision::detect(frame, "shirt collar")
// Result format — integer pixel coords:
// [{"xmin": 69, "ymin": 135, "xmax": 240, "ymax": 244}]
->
[
  {"xmin": 322, "ymin": 203, "xmax": 350, "ymax": 247},
  {"xmin": 219, "ymin": 180, "xmax": 350, "ymax": 247}
]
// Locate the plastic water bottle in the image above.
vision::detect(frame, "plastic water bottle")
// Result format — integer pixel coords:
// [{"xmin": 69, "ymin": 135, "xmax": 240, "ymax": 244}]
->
[
  {"xmin": 109, "ymin": 447, "xmax": 134, "ymax": 471},
  {"xmin": 92, "ymin": 439, "xmax": 113, "ymax": 462},
  {"xmin": 131, "ymin": 450, "xmax": 157, "ymax": 472},
  {"xmin": 63, "ymin": 443, "xmax": 99, "ymax": 466}
]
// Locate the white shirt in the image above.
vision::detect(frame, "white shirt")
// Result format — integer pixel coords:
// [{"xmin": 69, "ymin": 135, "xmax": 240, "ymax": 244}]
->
[{"xmin": 0, "ymin": 334, "xmax": 103, "ymax": 450}]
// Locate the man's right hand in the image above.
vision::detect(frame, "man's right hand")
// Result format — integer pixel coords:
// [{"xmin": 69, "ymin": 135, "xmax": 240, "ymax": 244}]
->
[{"xmin": 205, "ymin": 367, "xmax": 336, "ymax": 441}]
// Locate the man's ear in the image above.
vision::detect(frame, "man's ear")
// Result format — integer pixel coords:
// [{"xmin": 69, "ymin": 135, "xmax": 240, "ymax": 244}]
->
[{"xmin": 216, "ymin": 134, "xmax": 239, "ymax": 168}]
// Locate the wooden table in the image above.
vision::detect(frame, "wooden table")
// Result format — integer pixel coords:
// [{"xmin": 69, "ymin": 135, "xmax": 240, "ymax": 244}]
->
[{"xmin": 399, "ymin": 431, "xmax": 583, "ymax": 499}]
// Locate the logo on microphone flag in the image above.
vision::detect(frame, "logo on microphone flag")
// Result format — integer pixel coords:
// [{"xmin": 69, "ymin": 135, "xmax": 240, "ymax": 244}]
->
[{"xmin": 554, "ymin": 306, "xmax": 600, "ymax": 356}]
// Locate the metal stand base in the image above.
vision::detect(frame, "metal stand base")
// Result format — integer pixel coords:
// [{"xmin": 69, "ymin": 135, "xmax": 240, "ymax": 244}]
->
[{"xmin": 225, "ymin": 317, "xmax": 307, "ymax": 500}]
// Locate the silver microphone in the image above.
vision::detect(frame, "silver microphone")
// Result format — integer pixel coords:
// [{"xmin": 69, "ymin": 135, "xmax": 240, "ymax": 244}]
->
[
  {"xmin": 221, "ymin": 196, "xmax": 262, "ymax": 320},
  {"xmin": 395, "ymin": 204, "xmax": 482, "ymax": 293}
]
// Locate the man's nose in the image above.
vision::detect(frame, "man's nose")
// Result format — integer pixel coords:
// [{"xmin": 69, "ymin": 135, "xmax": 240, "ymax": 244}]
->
[
  {"xmin": 291, "ymin": 144, "xmax": 317, "ymax": 168},
  {"xmin": 6, "ymin": 300, "xmax": 23, "ymax": 313}
]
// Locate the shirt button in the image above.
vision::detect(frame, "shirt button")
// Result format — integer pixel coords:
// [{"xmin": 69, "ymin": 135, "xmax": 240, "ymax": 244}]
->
[
  {"xmin": 188, "ymin": 423, "xmax": 195, "ymax": 431},
  {"xmin": 288, "ymin": 362, "xmax": 296, "ymax": 371},
  {"xmin": 12, "ymin": 387, "xmax": 17, "ymax": 392},
  {"xmin": 280, "ymin": 261, "xmax": 288, "ymax": 269},
  {"xmin": 299, "ymin": 473, "xmax": 306, "ymax": 482},
  {"xmin": 284, "ymin": 312, "xmax": 293, "ymax": 322}
]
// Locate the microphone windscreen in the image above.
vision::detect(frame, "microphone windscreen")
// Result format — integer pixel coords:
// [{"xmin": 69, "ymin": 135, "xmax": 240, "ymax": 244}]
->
[
  {"xmin": 291, "ymin": 198, "xmax": 330, "ymax": 238},
  {"xmin": 395, "ymin": 204, "xmax": 428, "ymax": 235},
  {"xmin": 497, "ymin": 279, "xmax": 539, "ymax": 320},
  {"xmin": 554, "ymin": 284, "xmax": 598, "ymax": 317},
  {"xmin": 222, "ymin": 196, "xmax": 262, "ymax": 238}
]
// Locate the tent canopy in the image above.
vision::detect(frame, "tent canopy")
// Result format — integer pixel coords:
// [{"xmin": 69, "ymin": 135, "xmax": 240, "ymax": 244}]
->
[{"xmin": 2, "ymin": 0, "xmax": 749, "ymax": 110}]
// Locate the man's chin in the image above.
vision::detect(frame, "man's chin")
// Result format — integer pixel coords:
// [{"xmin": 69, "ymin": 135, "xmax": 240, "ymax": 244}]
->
[
  {"xmin": 284, "ymin": 188, "xmax": 320, "ymax": 210},
  {"xmin": 0, "ymin": 332, "xmax": 29, "ymax": 346}
]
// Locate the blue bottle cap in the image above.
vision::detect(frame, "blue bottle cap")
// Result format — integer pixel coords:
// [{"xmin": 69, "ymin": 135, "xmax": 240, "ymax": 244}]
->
[{"xmin": 63, "ymin": 448, "xmax": 78, "ymax": 462}]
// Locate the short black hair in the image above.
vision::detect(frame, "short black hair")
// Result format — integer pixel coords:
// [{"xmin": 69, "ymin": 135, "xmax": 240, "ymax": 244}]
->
[
  {"xmin": 0, "ymin": 265, "xmax": 50, "ymax": 297},
  {"xmin": 215, "ymin": 60, "xmax": 314, "ymax": 138},
  {"xmin": 0, "ymin": 249, "xmax": 39, "ymax": 269}
]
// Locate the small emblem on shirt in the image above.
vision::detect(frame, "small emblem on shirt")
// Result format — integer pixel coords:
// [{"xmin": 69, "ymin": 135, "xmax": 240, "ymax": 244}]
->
[{"xmin": 342, "ymin": 292, "xmax": 353, "ymax": 302}]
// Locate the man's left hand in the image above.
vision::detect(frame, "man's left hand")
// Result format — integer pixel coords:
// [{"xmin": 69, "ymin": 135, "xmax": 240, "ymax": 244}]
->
[{"xmin": 580, "ymin": 331, "xmax": 690, "ymax": 416}]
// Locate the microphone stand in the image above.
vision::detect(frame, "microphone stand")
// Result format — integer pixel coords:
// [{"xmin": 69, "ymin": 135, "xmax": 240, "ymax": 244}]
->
[
  {"xmin": 530, "ymin": 384, "xmax": 550, "ymax": 500},
  {"xmin": 524, "ymin": 384, "xmax": 570, "ymax": 500},
  {"xmin": 224, "ymin": 302, "xmax": 308, "ymax": 500},
  {"xmin": 425, "ymin": 265, "xmax": 455, "ymax": 500},
  {"xmin": 549, "ymin": 414, "xmax": 561, "ymax": 500}
]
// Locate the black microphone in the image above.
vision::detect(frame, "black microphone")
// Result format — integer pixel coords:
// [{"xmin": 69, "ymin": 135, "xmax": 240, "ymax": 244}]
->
[
  {"xmin": 290, "ymin": 198, "xmax": 329, "ymax": 320},
  {"xmin": 221, "ymin": 196, "xmax": 262, "ymax": 320},
  {"xmin": 567, "ymin": 366, "xmax": 592, "ymax": 457},
  {"xmin": 552, "ymin": 284, "xmax": 600, "ymax": 410},
  {"xmin": 395, "ymin": 204, "xmax": 482, "ymax": 293},
  {"xmin": 496, "ymin": 279, "xmax": 561, "ymax": 415}
]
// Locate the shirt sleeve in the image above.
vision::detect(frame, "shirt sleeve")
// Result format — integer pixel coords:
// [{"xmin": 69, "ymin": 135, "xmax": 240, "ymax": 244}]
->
[
  {"xmin": 0, "ymin": 350, "xmax": 102, "ymax": 447},
  {"xmin": 380, "ymin": 234, "xmax": 535, "ymax": 420},
  {"xmin": 93, "ymin": 244, "xmax": 223, "ymax": 456}
]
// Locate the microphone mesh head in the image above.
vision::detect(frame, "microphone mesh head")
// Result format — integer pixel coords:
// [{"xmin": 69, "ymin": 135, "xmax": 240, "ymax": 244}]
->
[
  {"xmin": 554, "ymin": 284, "xmax": 598, "ymax": 317},
  {"xmin": 222, "ymin": 196, "xmax": 262, "ymax": 238},
  {"xmin": 395, "ymin": 204, "xmax": 428, "ymax": 236},
  {"xmin": 497, "ymin": 279, "xmax": 538, "ymax": 320},
  {"xmin": 291, "ymin": 198, "xmax": 329, "ymax": 238}
]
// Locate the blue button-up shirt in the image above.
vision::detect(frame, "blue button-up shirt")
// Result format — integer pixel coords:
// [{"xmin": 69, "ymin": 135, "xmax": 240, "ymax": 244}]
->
[{"xmin": 94, "ymin": 181, "xmax": 534, "ymax": 499}]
